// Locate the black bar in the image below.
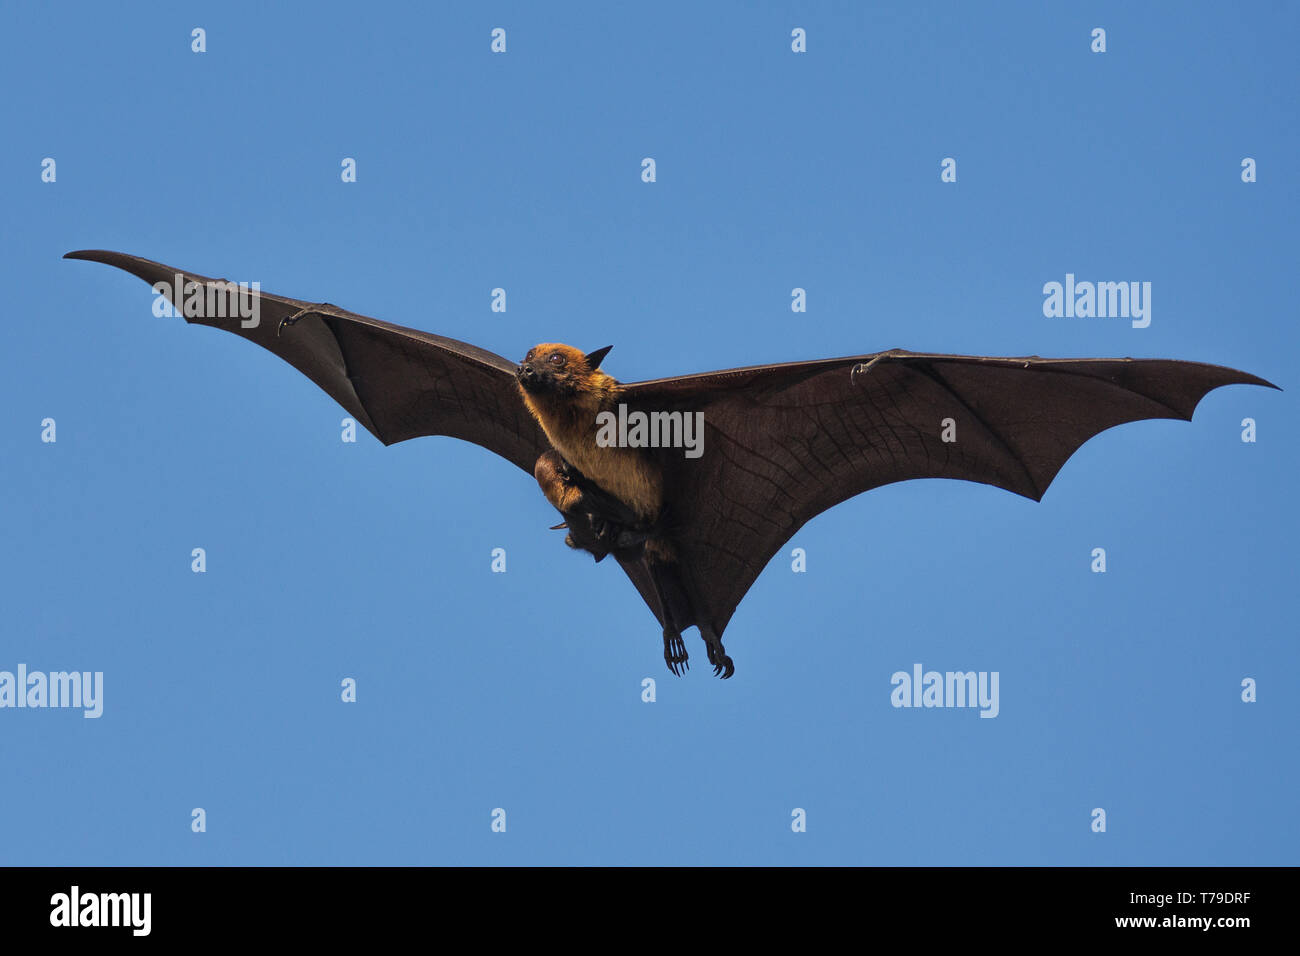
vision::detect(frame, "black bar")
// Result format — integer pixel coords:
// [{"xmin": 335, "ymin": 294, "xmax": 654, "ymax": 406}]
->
[{"xmin": 0, "ymin": 866, "xmax": 1285, "ymax": 941}]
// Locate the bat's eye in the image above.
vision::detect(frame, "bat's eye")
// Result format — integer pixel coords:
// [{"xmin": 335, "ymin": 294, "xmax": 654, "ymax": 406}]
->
[{"xmin": 549, "ymin": 353, "xmax": 565, "ymax": 366}]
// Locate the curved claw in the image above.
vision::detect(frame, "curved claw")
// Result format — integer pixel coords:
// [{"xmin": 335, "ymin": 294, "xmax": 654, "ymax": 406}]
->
[
  {"xmin": 703, "ymin": 632, "xmax": 734, "ymax": 679},
  {"xmin": 277, "ymin": 307, "xmax": 319, "ymax": 338},
  {"xmin": 662, "ymin": 628, "xmax": 689, "ymax": 677}
]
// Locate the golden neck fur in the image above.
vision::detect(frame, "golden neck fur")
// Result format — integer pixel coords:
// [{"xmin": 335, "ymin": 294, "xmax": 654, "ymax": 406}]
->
[{"xmin": 519, "ymin": 371, "xmax": 664, "ymax": 521}]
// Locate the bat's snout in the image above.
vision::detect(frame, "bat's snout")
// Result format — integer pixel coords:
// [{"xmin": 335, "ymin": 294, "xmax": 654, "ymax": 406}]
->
[{"xmin": 517, "ymin": 362, "xmax": 556, "ymax": 393}]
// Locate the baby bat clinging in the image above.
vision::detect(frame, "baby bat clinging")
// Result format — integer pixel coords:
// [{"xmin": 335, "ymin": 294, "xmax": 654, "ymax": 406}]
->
[{"xmin": 65, "ymin": 250, "xmax": 1278, "ymax": 679}]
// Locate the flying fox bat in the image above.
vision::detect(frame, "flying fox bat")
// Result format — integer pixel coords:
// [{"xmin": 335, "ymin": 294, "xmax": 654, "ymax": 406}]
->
[{"xmin": 65, "ymin": 250, "xmax": 1276, "ymax": 678}]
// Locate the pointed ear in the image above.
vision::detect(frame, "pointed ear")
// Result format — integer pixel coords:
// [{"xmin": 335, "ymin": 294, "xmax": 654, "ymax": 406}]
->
[{"xmin": 584, "ymin": 345, "xmax": 613, "ymax": 370}]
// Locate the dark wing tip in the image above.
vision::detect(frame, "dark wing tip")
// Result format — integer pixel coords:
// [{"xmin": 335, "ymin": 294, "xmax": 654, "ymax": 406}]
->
[
  {"xmin": 1189, "ymin": 360, "xmax": 1279, "ymax": 393},
  {"xmin": 65, "ymin": 249, "xmax": 160, "ymax": 269},
  {"xmin": 1194, "ymin": 365, "xmax": 1281, "ymax": 402},
  {"xmin": 1250, "ymin": 374, "xmax": 1282, "ymax": 392},
  {"xmin": 64, "ymin": 249, "xmax": 136, "ymax": 264},
  {"xmin": 63, "ymin": 248, "xmax": 155, "ymax": 274},
  {"xmin": 63, "ymin": 249, "xmax": 220, "ymax": 290}
]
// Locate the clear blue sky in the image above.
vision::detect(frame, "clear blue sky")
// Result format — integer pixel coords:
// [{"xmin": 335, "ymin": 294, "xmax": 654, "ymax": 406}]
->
[{"xmin": 2, "ymin": 1, "xmax": 1295, "ymax": 865}]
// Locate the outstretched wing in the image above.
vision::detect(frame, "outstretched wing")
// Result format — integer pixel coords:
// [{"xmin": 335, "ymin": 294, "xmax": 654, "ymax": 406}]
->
[
  {"xmin": 622, "ymin": 350, "xmax": 1277, "ymax": 636},
  {"xmin": 65, "ymin": 250, "xmax": 549, "ymax": 471}
]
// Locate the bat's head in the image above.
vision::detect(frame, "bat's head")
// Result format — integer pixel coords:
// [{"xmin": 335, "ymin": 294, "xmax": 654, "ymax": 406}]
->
[{"xmin": 517, "ymin": 343, "xmax": 614, "ymax": 396}]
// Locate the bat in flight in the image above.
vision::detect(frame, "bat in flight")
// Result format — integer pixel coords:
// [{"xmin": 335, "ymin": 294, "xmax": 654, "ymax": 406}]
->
[{"xmin": 66, "ymin": 250, "xmax": 1276, "ymax": 679}]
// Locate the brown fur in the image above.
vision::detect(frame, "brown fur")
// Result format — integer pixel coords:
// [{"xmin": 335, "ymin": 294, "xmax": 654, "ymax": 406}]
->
[
  {"xmin": 532, "ymin": 450, "xmax": 585, "ymax": 514},
  {"xmin": 517, "ymin": 343, "xmax": 664, "ymax": 522}
]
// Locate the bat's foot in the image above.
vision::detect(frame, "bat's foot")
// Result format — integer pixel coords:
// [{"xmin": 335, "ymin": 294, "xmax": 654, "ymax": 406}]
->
[
  {"xmin": 701, "ymin": 627, "xmax": 734, "ymax": 679},
  {"xmin": 663, "ymin": 627, "xmax": 689, "ymax": 676}
]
